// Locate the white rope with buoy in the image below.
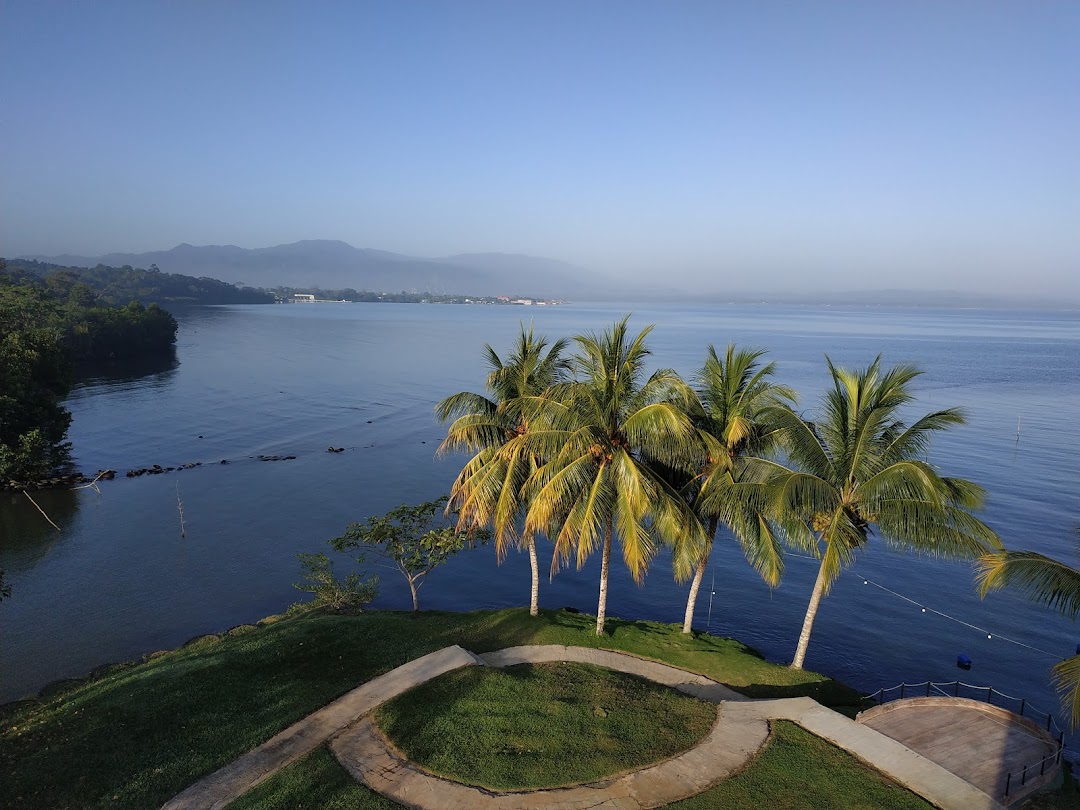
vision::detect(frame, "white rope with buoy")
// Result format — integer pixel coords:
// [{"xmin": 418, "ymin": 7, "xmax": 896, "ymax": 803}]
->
[{"xmin": 784, "ymin": 552, "xmax": 1067, "ymax": 661}]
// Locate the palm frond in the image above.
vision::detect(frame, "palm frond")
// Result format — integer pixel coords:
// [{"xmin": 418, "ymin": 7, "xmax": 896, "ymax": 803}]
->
[
  {"xmin": 818, "ymin": 509, "xmax": 867, "ymax": 593},
  {"xmin": 434, "ymin": 391, "xmax": 497, "ymax": 424},
  {"xmin": 876, "ymin": 500, "xmax": 1001, "ymax": 557},
  {"xmin": 881, "ymin": 408, "xmax": 967, "ymax": 462},
  {"xmin": 766, "ymin": 405, "xmax": 833, "ymax": 479},
  {"xmin": 1052, "ymin": 654, "xmax": 1080, "ymax": 729},
  {"xmin": 977, "ymin": 551, "xmax": 1080, "ymax": 619}
]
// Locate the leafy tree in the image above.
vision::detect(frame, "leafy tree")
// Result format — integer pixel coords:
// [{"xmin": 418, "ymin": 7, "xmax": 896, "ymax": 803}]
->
[
  {"xmin": 763, "ymin": 357, "xmax": 1001, "ymax": 668},
  {"xmin": 0, "ymin": 569, "xmax": 10, "ymax": 602},
  {"xmin": 681, "ymin": 344, "xmax": 796, "ymax": 633},
  {"xmin": 68, "ymin": 301, "xmax": 177, "ymax": 362},
  {"xmin": 331, "ymin": 497, "xmax": 487, "ymax": 612},
  {"xmin": 523, "ymin": 316, "xmax": 707, "ymax": 635},
  {"xmin": 0, "ymin": 262, "xmax": 177, "ymax": 479},
  {"xmin": 436, "ymin": 323, "xmax": 569, "ymax": 616},
  {"xmin": 294, "ymin": 552, "xmax": 378, "ymax": 612},
  {"xmin": 978, "ymin": 548, "xmax": 1080, "ymax": 726},
  {"xmin": 0, "ymin": 275, "xmax": 72, "ymax": 479}
]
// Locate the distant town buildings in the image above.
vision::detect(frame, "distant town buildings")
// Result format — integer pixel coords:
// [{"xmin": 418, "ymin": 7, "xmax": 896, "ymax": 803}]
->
[{"xmin": 279, "ymin": 290, "xmax": 568, "ymax": 306}]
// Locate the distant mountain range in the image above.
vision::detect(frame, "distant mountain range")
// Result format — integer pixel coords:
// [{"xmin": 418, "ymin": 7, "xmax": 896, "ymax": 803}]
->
[
  {"xmin": 22, "ymin": 241, "xmax": 601, "ymax": 298},
  {"xmin": 16, "ymin": 241, "xmax": 1072, "ymax": 309}
]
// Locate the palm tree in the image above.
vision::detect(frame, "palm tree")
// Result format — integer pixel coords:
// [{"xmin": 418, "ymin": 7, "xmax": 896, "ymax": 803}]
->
[
  {"xmin": 435, "ymin": 324, "xmax": 569, "ymax": 616},
  {"xmin": 763, "ymin": 356, "xmax": 1001, "ymax": 669},
  {"xmin": 977, "ymin": 548, "xmax": 1080, "ymax": 726},
  {"xmin": 681, "ymin": 344, "xmax": 796, "ymax": 633},
  {"xmin": 522, "ymin": 316, "xmax": 707, "ymax": 636}
]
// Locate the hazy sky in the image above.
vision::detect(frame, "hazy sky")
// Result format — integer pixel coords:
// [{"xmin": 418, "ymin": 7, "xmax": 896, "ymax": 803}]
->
[{"xmin": 2, "ymin": 1, "xmax": 1077, "ymax": 296}]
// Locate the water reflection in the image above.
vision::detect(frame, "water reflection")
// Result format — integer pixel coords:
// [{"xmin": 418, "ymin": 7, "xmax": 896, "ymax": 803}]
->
[
  {"xmin": 73, "ymin": 347, "xmax": 180, "ymax": 389},
  {"xmin": 0, "ymin": 488, "xmax": 81, "ymax": 571}
]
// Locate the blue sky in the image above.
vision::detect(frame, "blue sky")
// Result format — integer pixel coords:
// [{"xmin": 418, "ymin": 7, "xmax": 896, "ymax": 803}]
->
[{"xmin": 2, "ymin": 1, "xmax": 1077, "ymax": 296}]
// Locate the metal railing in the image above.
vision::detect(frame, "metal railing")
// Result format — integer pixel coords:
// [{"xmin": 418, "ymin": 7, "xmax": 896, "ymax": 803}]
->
[
  {"xmin": 863, "ymin": 681, "xmax": 1065, "ymax": 799},
  {"xmin": 1004, "ymin": 746, "xmax": 1064, "ymax": 800}
]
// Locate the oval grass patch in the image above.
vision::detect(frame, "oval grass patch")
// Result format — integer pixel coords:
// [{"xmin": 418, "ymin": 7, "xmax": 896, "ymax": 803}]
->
[{"xmin": 374, "ymin": 661, "xmax": 715, "ymax": 790}]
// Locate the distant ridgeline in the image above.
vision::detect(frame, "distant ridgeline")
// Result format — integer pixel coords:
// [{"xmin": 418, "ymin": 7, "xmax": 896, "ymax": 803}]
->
[
  {"xmin": 5, "ymin": 258, "xmax": 274, "ymax": 306},
  {"xmin": 0, "ymin": 260, "xmax": 179, "ymax": 481}
]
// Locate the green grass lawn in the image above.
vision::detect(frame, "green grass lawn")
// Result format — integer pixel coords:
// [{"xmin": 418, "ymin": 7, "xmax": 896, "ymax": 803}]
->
[
  {"xmin": 667, "ymin": 722, "xmax": 933, "ymax": 810},
  {"xmin": 375, "ymin": 661, "xmax": 716, "ymax": 789},
  {"xmin": 228, "ymin": 722, "xmax": 938, "ymax": 810},
  {"xmin": 0, "ymin": 606, "xmax": 863, "ymax": 810}
]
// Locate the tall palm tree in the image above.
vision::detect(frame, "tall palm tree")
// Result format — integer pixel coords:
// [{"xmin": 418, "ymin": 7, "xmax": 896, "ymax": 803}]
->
[
  {"xmin": 681, "ymin": 344, "xmax": 796, "ymax": 633},
  {"xmin": 763, "ymin": 356, "xmax": 1001, "ymax": 669},
  {"xmin": 435, "ymin": 324, "xmax": 569, "ymax": 616},
  {"xmin": 977, "ymin": 548, "xmax": 1080, "ymax": 726},
  {"xmin": 523, "ymin": 316, "xmax": 707, "ymax": 636}
]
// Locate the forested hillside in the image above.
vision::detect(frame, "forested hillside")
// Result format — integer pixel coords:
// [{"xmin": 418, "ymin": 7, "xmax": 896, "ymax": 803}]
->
[
  {"xmin": 0, "ymin": 261, "xmax": 178, "ymax": 480},
  {"xmin": 4, "ymin": 259, "xmax": 274, "ymax": 306}
]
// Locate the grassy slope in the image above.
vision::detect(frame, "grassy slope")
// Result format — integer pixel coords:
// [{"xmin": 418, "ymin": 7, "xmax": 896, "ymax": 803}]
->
[
  {"xmin": 230, "ymin": 722, "xmax": 937, "ymax": 810},
  {"xmin": 0, "ymin": 607, "xmax": 860, "ymax": 810}
]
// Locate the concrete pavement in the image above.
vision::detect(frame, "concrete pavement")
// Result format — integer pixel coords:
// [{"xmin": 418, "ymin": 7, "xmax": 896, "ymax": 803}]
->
[{"xmin": 161, "ymin": 644, "xmax": 1005, "ymax": 810}]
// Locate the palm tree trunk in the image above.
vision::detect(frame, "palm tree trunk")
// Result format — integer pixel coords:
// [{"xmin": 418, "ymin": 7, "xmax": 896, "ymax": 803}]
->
[
  {"xmin": 528, "ymin": 537, "xmax": 540, "ymax": 616},
  {"xmin": 682, "ymin": 518, "xmax": 718, "ymax": 634},
  {"xmin": 596, "ymin": 518, "xmax": 613, "ymax": 636},
  {"xmin": 791, "ymin": 558, "xmax": 828, "ymax": 669}
]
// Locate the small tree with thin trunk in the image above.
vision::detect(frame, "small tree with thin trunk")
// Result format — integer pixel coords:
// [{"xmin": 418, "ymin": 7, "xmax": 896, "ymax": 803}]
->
[{"xmin": 331, "ymin": 497, "xmax": 487, "ymax": 613}]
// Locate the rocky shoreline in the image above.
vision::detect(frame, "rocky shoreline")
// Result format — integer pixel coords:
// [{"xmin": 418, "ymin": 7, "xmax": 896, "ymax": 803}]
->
[
  {"xmin": 2, "ymin": 448, "xmax": 332, "ymax": 493},
  {"xmin": 2, "ymin": 470, "xmax": 116, "ymax": 493}
]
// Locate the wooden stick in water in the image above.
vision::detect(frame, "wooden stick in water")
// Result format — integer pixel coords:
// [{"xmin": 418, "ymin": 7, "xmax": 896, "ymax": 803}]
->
[
  {"xmin": 23, "ymin": 490, "xmax": 61, "ymax": 531},
  {"xmin": 176, "ymin": 482, "xmax": 186, "ymax": 538}
]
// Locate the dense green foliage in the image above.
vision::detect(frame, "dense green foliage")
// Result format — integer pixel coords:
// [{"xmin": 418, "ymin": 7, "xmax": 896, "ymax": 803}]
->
[
  {"xmin": 1, "ymin": 276, "xmax": 74, "ymax": 479},
  {"xmin": 5, "ymin": 258, "xmax": 274, "ymax": 305},
  {"xmin": 0, "ymin": 607, "xmax": 857, "ymax": 810},
  {"xmin": 0, "ymin": 263, "xmax": 177, "ymax": 479},
  {"xmin": 294, "ymin": 552, "xmax": 379, "ymax": 612},
  {"xmin": 330, "ymin": 497, "xmax": 487, "ymax": 612}
]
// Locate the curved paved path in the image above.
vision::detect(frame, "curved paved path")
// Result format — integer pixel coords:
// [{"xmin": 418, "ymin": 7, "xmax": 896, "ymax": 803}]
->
[
  {"xmin": 161, "ymin": 644, "xmax": 1004, "ymax": 810},
  {"xmin": 331, "ymin": 646, "xmax": 765, "ymax": 810}
]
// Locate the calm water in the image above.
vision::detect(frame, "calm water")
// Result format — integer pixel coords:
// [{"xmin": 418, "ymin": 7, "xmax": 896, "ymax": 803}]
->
[{"xmin": 2, "ymin": 302, "xmax": 1079, "ymax": 731}]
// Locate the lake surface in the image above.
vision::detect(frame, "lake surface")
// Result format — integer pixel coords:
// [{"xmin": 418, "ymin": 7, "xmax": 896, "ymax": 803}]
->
[{"xmin": 2, "ymin": 301, "xmax": 1079, "ymax": 734}]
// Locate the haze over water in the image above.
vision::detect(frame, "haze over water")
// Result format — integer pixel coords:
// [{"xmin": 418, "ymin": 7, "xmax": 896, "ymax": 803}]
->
[
  {"xmin": 2, "ymin": 302, "xmax": 1078, "ymax": 740},
  {"xmin": 3, "ymin": 3, "xmax": 1078, "ymax": 301}
]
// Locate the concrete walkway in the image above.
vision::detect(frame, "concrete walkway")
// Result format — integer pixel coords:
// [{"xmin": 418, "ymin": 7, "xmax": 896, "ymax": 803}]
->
[
  {"xmin": 160, "ymin": 645, "xmax": 485, "ymax": 810},
  {"xmin": 332, "ymin": 646, "xmax": 765, "ymax": 810},
  {"xmin": 161, "ymin": 645, "xmax": 1005, "ymax": 810}
]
